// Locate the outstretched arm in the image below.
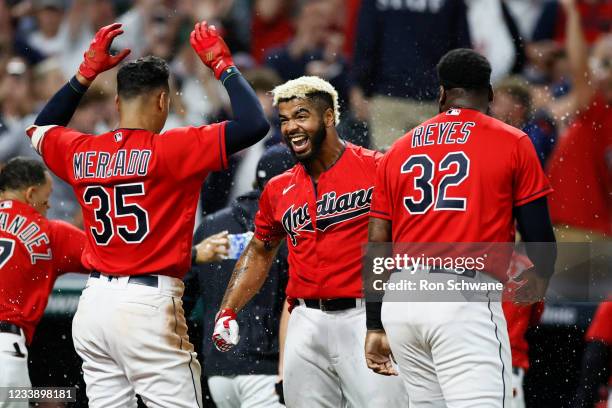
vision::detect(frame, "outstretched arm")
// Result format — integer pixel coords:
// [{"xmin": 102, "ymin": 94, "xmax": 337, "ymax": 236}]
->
[
  {"xmin": 189, "ymin": 21, "xmax": 270, "ymax": 155},
  {"xmin": 34, "ymin": 23, "xmax": 130, "ymax": 127},
  {"xmin": 212, "ymin": 236, "xmax": 281, "ymax": 352},
  {"xmin": 220, "ymin": 237, "xmax": 281, "ymax": 312}
]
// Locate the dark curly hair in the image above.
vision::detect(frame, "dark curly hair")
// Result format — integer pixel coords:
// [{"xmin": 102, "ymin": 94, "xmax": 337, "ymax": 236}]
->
[
  {"xmin": 0, "ymin": 157, "xmax": 47, "ymax": 192},
  {"xmin": 117, "ymin": 55, "xmax": 169, "ymax": 99},
  {"xmin": 437, "ymin": 49, "xmax": 491, "ymax": 92}
]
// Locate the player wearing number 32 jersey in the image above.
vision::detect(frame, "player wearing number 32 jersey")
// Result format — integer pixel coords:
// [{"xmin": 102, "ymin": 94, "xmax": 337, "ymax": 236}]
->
[
  {"xmin": 365, "ymin": 49, "xmax": 557, "ymax": 408},
  {"xmin": 26, "ymin": 21, "xmax": 269, "ymax": 408}
]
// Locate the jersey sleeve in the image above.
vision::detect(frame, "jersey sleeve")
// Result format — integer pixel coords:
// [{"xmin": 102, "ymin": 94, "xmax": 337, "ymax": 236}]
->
[
  {"xmin": 26, "ymin": 125, "xmax": 85, "ymax": 182},
  {"xmin": 254, "ymin": 183, "xmax": 286, "ymax": 244},
  {"xmin": 49, "ymin": 220, "xmax": 86, "ymax": 277},
  {"xmin": 513, "ymin": 136, "xmax": 554, "ymax": 207},
  {"xmin": 157, "ymin": 122, "xmax": 228, "ymax": 180},
  {"xmin": 585, "ymin": 301, "xmax": 612, "ymax": 344},
  {"xmin": 370, "ymin": 151, "xmax": 392, "ymax": 220}
]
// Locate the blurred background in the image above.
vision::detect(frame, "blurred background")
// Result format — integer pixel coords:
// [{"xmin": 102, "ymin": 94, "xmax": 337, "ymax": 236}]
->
[{"xmin": 0, "ymin": 0, "xmax": 610, "ymax": 406}]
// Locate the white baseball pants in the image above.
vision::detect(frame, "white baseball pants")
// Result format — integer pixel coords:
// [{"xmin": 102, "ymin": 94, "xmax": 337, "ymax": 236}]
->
[
  {"xmin": 283, "ymin": 301, "xmax": 408, "ymax": 407},
  {"xmin": 0, "ymin": 330, "xmax": 30, "ymax": 408},
  {"xmin": 382, "ymin": 298, "xmax": 512, "ymax": 408},
  {"xmin": 208, "ymin": 374, "xmax": 283, "ymax": 408},
  {"xmin": 72, "ymin": 274, "xmax": 202, "ymax": 408}
]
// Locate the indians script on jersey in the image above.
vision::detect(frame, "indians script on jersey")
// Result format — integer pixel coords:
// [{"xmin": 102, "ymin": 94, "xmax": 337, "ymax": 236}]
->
[{"xmin": 282, "ymin": 187, "xmax": 373, "ymax": 246}]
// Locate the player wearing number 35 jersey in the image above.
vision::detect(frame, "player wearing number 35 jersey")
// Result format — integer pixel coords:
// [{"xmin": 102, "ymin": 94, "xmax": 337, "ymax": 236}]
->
[
  {"xmin": 26, "ymin": 21, "xmax": 269, "ymax": 408},
  {"xmin": 365, "ymin": 49, "xmax": 557, "ymax": 407}
]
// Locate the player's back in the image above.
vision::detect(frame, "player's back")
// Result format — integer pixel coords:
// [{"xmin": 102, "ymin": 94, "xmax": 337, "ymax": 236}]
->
[
  {"xmin": 31, "ymin": 123, "xmax": 227, "ymax": 277},
  {"xmin": 375, "ymin": 108, "xmax": 551, "ymax": 244}
]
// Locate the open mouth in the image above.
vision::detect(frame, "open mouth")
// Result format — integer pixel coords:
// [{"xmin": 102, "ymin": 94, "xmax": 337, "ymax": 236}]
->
[{"xmin": 289, "ymin": 135, "xmax": 311, "ymax": 154}]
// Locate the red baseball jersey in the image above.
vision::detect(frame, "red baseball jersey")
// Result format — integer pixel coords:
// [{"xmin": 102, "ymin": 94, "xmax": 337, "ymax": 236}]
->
[
  {"xmin": 547, "ymin": 93, "xmax": 612, "ymax": 236},
  {"xmin": 371, "ymin": 108, "xmax": 552, "ymax": 281},
  {"xmin": 0, "ymin": 199, "xmax": 85, "ymax": 344},
  {"xmin": 27, "ymin": 123, "xmax": 227, "ymax": 278},
  {"xmin": 255, "ymin": 143, "xmax": 381, "ymax": 299}
]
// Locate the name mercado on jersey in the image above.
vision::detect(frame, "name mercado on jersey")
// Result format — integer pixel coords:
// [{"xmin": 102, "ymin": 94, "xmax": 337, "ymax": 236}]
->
[
  {"xmin": 282, "ymin": 187, "xmax": 374, "ymax": 246},
  {"xmin": 72, "ymin": 148, "xmax": 152, "ymax": 180}
]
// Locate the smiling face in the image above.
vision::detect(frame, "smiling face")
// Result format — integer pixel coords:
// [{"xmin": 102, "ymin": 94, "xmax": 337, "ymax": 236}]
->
[{"xmin": 278, "ymin": 97, "xmax": 328, "ymax": 162}]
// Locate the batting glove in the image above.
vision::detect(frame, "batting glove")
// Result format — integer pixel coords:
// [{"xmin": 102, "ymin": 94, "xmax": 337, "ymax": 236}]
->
[
  {"xmin": 78, "ymin": 23, "xmax": 131, "ymax": 81},
  {"xmin": 212, "ymin": 308, "xmax": 240, "ymax": 352},
  {"xmin": 190, "ymin": 21, "xmax": 234, "ymax": 79}
]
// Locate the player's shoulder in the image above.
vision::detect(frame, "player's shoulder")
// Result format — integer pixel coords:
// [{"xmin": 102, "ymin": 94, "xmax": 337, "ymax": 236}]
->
[
  {"xmin": 478, "ymin": 112, "xmax": 528, "ymax": 141},
  {"xmin": 161, "ymin": 122, "xmax": 225, "ymax": 138},
  {"xmin": 344, "ymin": 142, "xmax": 383, "ymax": 167},
  {"xmin": 48, "ymin": 219, "xmax": 83, "ymax": 234},
  {"xmin": 262, "ymin": 165, "xmax": 301, "ymax": 195}
]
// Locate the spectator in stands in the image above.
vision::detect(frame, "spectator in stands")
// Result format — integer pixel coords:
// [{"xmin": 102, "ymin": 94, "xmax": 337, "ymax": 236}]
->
[
  {"xmin": 546, "ymin": 0, "xmax": 612, "ymax": 241},
  {"xmin": 350, "ymin": 0, "xmax": 471, "ymax": 149},
  {"xmin": 184, "ymin": 145, "xmax": 294, "ymax": 408},
  {"xmin": 0, "ymin": 57, "xmax": 34, "ymax": 161},
  {"xmin": 491, "ymin": 76, "xmax": 557, "ymax": 166},
  {"xmin": 265, "ymin": 0, "xmax": 349, "ymax": 104},
  {"xmin": 251, "ymin": 0, "xmax": 294, "ymax": 64},
  {"xmin": 466, "ymin": 0, "xmax": 526, "ymax": 82},
  {"xmin": 533, "ymin": 0, "xmax": 612, "ymax": 46}
]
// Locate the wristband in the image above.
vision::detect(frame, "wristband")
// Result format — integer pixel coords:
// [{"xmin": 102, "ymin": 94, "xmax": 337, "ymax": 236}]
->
[
  {"xmin": 69, "ymin": 76, "xmax": 89, "ymax": 94},
  {"xmin": 220, "ymin": 66, "xmax": 240, "ymax": 86},
  {"xmin": 365, "ymin": 301, "xmax": 384, "ymax": 330}
]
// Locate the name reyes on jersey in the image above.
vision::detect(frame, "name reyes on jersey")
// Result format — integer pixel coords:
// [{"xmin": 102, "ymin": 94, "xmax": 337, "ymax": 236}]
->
[
  {"xmin": 281, "ymin": 187, "xmax": 373, "ymax": 246},
  {"xmin": 73, "ymin": 149, "xmax": 152, "ymax": 180},
  {"xmin": 0, "ymin": 212, "xmax": 51, "ymax": 264}
]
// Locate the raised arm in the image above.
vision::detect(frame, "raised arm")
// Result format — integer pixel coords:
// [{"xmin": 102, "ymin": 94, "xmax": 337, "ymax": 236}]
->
[
  {"xmin": 34, "ymin": 23, "xmax": 130, "ymax": 127},
  {"xmin": 211, "ymin": 236, "xmax": 281, "ymax": 352},
  {"xmin": 550, "ymin": 0, "xmax": 594, "ymax": 119},
  {"xmin": 189, "ymin": 21, "xmax": 270, "ymax": 155}
]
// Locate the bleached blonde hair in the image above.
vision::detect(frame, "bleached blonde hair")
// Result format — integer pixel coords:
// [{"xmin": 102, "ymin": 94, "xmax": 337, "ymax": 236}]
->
[{"xmin": 272, "ymin": 76, "xmax": 340, "ymax": 125}]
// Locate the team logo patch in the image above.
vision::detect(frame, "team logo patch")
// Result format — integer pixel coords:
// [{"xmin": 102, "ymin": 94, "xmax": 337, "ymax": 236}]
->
[
  {"xmin": 281, "ymin": 187, "xmax": 374, "ymax": 246},
  {"xmin": 114, "ymin": 132, "xmax": 123, "ymax": 142},
  {"xmin": 446, "ymin": 108, "xmax": 461, "ymax": 116},
  {"xmin": 0, "ymin": 201, "xmax": 12, "ymax": 209}
]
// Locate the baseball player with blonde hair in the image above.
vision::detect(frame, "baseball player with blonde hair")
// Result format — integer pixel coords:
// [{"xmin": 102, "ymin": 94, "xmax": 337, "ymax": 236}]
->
[{"xmin": 212, "ymin": 76, "xmax": 407, "ymax": 407}]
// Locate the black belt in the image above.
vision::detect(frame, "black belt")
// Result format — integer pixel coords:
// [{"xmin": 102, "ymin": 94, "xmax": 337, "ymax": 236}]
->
[
  {"xmin": 90, "ymin": 271, "xmax": 159, "ymax": 288},
  {"xmin": 0, "ymin": 321, "xmax": 22, "ymax": 335},
  {"xmin": 429, "ymin": 268, "xmax": 477, "ymax": 278},
  {"xmin": 302, "ymin": 298, "xmax": 359, "ymax": 312}
]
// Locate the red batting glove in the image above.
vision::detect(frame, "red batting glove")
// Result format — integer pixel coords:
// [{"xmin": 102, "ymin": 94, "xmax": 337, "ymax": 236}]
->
[
  {"xmin": 78, "ymin": 23, "xmax": 131, "ymax": 81},
  {"xmin": 287, "ymin": 297, "xmax": 296, "ymax": 314},
  {"xmin": 190, "ymin": 21, "xmax": 234, "ymax": 79},
  {"xmin": 212, "ymin": 308, "xmax": 240, "ymax": 352}
]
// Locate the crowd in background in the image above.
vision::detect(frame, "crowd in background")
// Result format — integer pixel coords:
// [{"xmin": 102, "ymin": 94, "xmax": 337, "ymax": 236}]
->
[
  {"xmin": 0, "ymin": 0, "xmax": 610, "ymax": 406},
  {"xmin": 0, "ymin": 0, "xmax": 610, "ymax": 237}
]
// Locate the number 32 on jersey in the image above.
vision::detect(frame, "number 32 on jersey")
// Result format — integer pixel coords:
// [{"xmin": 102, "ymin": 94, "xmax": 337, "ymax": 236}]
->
[
  {"xmin": 83, "ymin": 183, "xmax": 150, "ymax": 245},
  {"xmin": 402, "ymin": 151, "xmax": 470, "ymax": 214}
]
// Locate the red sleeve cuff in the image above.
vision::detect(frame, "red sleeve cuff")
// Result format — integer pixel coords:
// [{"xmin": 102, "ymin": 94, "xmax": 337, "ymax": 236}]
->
[
  {"xmin": 514, "ymin": 187, "xmax": 553, "ymax": 207},
  {"xmin": 370, "ymin": 209, "xmax": 392, "ymax": 220}
]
